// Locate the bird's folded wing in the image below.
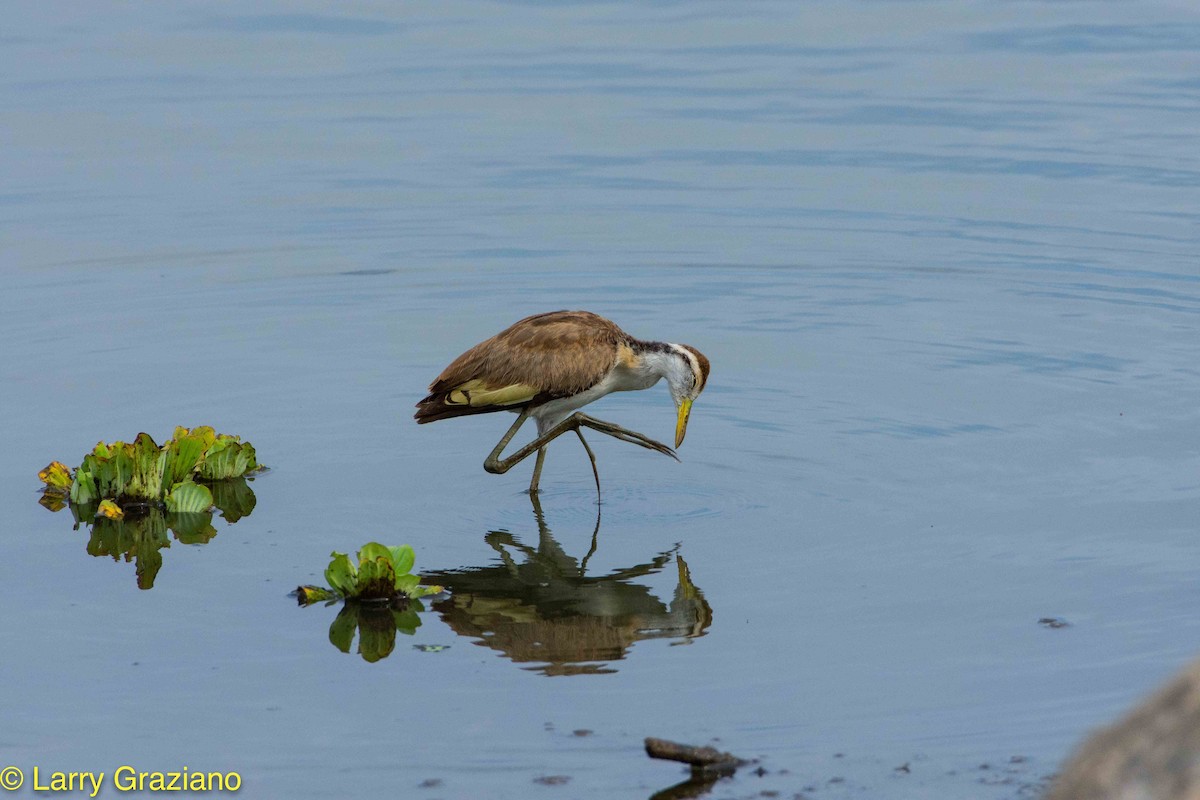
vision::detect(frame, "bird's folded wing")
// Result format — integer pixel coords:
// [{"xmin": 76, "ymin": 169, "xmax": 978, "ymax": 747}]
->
[{"xmin": 445, "ymin": 379, "xmax": 539, "ymax": 408}]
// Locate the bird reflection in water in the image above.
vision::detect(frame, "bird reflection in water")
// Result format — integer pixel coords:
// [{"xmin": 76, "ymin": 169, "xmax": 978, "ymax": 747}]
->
[{"xmin": 423, "ymin": 495, "xmax": 713, "ymax": 676}]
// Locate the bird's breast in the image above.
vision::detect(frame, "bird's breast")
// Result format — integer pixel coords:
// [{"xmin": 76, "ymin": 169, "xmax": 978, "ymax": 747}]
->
[{"xmin": 531, "ymin": 367, "xmax": 660, "ymax": 433}]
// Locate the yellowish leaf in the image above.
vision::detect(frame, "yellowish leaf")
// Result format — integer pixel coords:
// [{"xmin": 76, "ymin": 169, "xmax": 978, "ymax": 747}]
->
[
  {"xmin": 38, "ymin": 461, "xmax": 72, "ymax": 490},
  {"xmin": 97, "ymin": 499, "xmax": 125, "ymax": 520}
]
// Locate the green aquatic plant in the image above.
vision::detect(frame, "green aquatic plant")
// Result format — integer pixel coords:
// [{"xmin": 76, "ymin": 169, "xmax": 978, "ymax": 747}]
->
[
  {"xmin": 295, "ymin": 544, "xmax": 443, "ymax": 663},
  {"xmin": 296, "ymin": 543, "xmax": 442, "ymax": 603},
  {"xmin": 37, "ymin": 429, "xmax": 261, "ymax": 591},
  {"xmin": 37, "ymin": 426, "xmax": 260, "ymax": 512}
]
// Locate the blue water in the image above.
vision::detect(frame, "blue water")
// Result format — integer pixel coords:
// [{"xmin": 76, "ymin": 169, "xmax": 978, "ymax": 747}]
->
[{"xmin": 3, "ymin": 3, "xmax": 1199, "ymax": 798}]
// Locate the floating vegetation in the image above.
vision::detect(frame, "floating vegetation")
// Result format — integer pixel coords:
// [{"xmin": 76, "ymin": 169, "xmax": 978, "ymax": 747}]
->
[
  {"xmin": 296, "ymin": 544, "xmax": 442, "ymax": 604},
  {"xmin": 38, "ymin": 426, "xmax": 261, "ymax": 513},
  {"xmin": 36, "ymin": 427, "xmax": 262, "ymax": 590},
  {"xmin": 294, "ymin": 544, "xmax": 444, "ymax": 663}
]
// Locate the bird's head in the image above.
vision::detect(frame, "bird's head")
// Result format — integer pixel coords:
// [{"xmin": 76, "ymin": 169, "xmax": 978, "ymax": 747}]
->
[{"xmin": 666, "ymin": 344, "xmax": 710, "ymax": 447}]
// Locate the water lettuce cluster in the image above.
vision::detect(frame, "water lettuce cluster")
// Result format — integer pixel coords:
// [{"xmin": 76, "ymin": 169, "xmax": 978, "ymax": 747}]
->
[
  {"xmin": 296, "ymin": 543, "xmax": 442, "ymax": 603},
  {"xmin": 38, "ymin": 426, "xmax": 260, "ymax": 515},
  {"xmin": 296, "ymin": 544, "xmax": 444, "ymax": 662}
]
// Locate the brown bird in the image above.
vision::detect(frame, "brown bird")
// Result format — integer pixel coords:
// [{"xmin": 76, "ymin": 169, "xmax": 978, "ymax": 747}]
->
[{"xmin": 415, "ymin": 310, "xmax": 710, "ymax": 494}]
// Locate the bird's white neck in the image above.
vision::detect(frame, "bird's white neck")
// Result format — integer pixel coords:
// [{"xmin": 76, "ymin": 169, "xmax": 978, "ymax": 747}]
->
[{"xmin": 625, "ymin": 342, "xmax": 692, "ymax": 392}]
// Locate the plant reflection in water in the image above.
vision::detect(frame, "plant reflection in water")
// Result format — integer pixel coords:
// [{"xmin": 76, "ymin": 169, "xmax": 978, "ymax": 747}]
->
[{"xmin": 41, "ymin": 476, "xmax": 257, "ymax": 590}]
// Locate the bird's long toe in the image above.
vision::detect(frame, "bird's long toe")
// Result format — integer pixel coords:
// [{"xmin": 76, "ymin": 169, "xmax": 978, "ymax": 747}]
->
[{"xmin": 585, "ymin": 420, "xmax": 678, "ymax": 460}]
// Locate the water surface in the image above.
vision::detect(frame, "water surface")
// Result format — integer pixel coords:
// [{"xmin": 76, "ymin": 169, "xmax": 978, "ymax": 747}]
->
[{"xmin": 3, "ymin": 2, "xmax": 1200, "ymax": 798}]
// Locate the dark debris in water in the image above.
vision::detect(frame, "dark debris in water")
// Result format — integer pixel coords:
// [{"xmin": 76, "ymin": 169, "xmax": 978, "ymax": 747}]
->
[{"xmin": 1039, "ymin": 617, "xmax": 1071, "ymax": 628}]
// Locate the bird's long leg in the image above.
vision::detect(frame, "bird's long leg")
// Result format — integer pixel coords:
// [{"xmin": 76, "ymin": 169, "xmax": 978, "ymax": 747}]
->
[
  {"xmin": 484, "ymin": 407, "xmax": 534, "ymax": 473},
  {"xmin": 484, "ymin": 410, "xmax": 678, "ymax": 479},
  {"xmin": 574, "ymin": 429, "xmax": 601, "ymax": 499},
  {"xmin": 528, "ymin": 447, "xmax": 547, "ymax": 494}
]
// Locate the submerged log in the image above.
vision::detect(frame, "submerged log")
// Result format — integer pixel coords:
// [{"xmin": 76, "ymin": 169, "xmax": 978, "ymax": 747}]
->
[{"xmin": 644, "ymin": 737, "xmax": 744, "ymax": 774}]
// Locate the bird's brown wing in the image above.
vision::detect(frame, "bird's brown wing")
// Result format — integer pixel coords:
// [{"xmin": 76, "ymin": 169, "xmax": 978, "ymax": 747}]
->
[{"xmin": 414, "ymin": 310, "xmax": 630, "ymax": 424}]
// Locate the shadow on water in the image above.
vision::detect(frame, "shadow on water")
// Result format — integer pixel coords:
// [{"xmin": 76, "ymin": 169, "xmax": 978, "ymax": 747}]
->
[
  {"xmin": 422, "ymin": 495, "xmax": 713, "ymax": 676},
  {"xmin": 38, "ymin": 476, "xmax": 258, "ymax": 590}
]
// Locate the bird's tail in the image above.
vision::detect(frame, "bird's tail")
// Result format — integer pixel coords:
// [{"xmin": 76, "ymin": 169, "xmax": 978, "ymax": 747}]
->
[{"xmin": 414, "ymin": 393, "xmax": 511, "ymax": 424}]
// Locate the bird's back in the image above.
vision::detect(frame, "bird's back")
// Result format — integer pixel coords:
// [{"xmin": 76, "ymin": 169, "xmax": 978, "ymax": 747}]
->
[{"xmin": 414, "ymin": 310, "xmax": 631, "ymax": 424}]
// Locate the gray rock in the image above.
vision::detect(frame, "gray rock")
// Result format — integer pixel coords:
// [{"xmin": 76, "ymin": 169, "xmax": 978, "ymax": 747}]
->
[{"xmin": 1048, "ymin": 659, "xmax": 1200, "ymax": 800}]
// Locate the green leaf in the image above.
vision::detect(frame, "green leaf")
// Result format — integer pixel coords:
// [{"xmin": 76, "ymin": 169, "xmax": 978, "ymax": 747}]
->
[
  {"xmin": 188, "ymin": 426, "xmax": 217, "ymax": 450},
  {"xmin": 234, "ymin": 440, "xmax": 258, "ymax": 474},
  {"xmin": 357, "ymin": 542, "xmax": 393, "ymax": 563},
  {"xmin": 162, "ymin": 432, "xmax": 206, "ymax": 487},
  {"xmin": 388, "ymin": 545, "xmax": 416, "ymax": 576},
  {"xmin": 126, "ymin": 432, "xmax": 164, "ymax": 501},
  {"xmin": 394, "ymin": 574, "xmax": 420, "ymax": 596},
  {"xmin": 197, "ymin": 436, "xmax": 258, "ymax": 480},
  {"xmin": 96, "ymin": 442, "xmax": 134, "ymax": 499},
  {"xmin": 163, "ymin": 481, "xmax": 213, "ymax": 513},
  {"xmin": 324, "ymin": 552, "xmax": 357, "ymax": 595},
  {"xmin": 70, "ymin": 468, "xmax": 97, "ymax": 505}
]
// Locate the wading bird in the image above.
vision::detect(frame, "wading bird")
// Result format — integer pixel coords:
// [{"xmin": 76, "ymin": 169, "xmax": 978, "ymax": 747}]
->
[{"xmin": 415, "ymin": 310, "xmax": 710, "ymax": 494}]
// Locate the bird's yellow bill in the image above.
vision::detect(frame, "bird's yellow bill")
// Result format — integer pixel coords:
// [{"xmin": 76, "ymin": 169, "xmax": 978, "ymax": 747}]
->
[{"xmin": 675, "ymin": 398, "xmax": 693, "ymax": 448}]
